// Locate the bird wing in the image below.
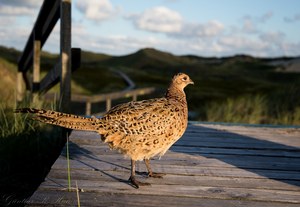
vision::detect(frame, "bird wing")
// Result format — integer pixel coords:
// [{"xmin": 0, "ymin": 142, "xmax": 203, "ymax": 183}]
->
[{"xmin": 103, "ymin": 98, "xmax": 169, "ymax": 121}]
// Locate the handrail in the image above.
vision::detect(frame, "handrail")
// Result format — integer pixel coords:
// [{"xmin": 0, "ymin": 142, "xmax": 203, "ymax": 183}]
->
[
  {"xmin": 45, "ymin": 87, "xmax": 156, "ymax": 115},
  {"xmin": 16, "ymin": 0, "xmax": 155, "ymax": 116},
  {"xmin": 18, "ymin": 0, "xmax": 60, "ymax": 73},
  {"xmin": 17, "ymin": 0, "xmax": 80, "ymax": 113}
]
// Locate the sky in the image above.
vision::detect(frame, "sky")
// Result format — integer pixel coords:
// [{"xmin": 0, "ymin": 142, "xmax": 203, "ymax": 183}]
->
[{"xmin": 0, "ymin": 0, "xmax": 300, "ymax": 57}]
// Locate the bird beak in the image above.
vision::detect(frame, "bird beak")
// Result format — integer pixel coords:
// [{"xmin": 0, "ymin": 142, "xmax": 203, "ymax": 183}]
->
[{"xmin": 189, "ymin": 79, "xmax": 194, "ymax": 85}]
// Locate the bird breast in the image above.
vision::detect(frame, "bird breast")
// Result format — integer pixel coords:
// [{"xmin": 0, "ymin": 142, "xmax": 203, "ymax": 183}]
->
[{"xmin": 100, "ymin": 98, "xmax": 188, "ymax": 161}]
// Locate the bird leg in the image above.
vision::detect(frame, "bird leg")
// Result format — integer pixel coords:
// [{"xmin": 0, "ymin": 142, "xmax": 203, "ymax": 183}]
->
[
  {"xmin": 144, "ymin": 159, "xmax": 166, "ymax": 178},
  {"xmin": 129, "ymin": 159, "xmax": 150, "ymax": 188}
]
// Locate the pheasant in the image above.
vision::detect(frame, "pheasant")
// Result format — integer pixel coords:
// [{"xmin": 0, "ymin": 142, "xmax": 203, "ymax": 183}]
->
[{"xmin": 15, "ymin": 73, "xmax": 194, "ymax": 188}]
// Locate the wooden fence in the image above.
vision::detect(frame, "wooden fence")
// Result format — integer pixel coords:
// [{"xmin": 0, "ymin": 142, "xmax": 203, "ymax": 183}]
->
[
  {"xmin": 44, "ymin": 87, "xmax": 155, "ymax": 115},
  {"xmin": 72, "ymin": 87, "xmax": 156, "ymax": 115},
  {"xmin": 17, "ymin": 0, "xmax": 156, "ymax": 116},
  {"xmin": 17, "ymin": 0, "xmax": 80, "ymax": 112}
]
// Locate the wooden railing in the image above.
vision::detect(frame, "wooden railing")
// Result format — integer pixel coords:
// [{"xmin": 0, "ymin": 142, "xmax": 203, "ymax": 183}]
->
[
  {"xmin": 17, "ymin": 0, "xmax": 80, "ymax": 112},
  {"xmin": 73, "ymin": 87, "xmax": 156, "ymax": 115},
  {"xmin": 45, "ymin": 87, "xmax": 156, "ymax": 115},
  {"xmin": 17, "ymin": 0, "xmax": 156, "ymax": 116}
]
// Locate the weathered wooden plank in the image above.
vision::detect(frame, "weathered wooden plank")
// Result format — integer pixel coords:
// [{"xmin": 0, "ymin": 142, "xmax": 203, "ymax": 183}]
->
[
  {"xmin": 190, "ymin": 123, "xmax": 300, "ymax": 131},
  {"xmin": 29, "ymin": 190, "xmax": 300, "ymax": 207},
  {"xmin": 47, "ymin": 168, "xmax": 300, "ymax": 191},
  {"xmin": 182, "ymin": 133, "xmax": 300, "ymax": 144},
  {"xmin": 187, "ymin": 125, "xmax": 300, "ymax": 137},
  {"xmin": 186, "ymin": 127, "xmax": 300, "ymax": 146},
  {"xmin": 34, "ymin": 178, "xmax": 300, "ymax": 203},
  {"xmin": 51, "ymin": 158, "xmax": 300, "ymax": 181},
  {"xmin": 55, "ymin": 151, "xmax": 300, "ymax": 172},
  {"xmin": 172, "ymin": 146, "xmax": 300, "ymax": 158},
  {"xmin": 175, "ymin": 140, "xmax": 299, "ymax": 150},
  {"xmin": 70, "ymin": 136, "xmax": 300, "ymax": 150},
  {"xmin": 65, "ymin": 142, "xmax": 300, "ymax": 158}
]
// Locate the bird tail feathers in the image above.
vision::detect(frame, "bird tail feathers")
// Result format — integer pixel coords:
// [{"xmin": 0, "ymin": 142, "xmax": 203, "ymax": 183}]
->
[{"xmin": 15, "ymin": 108, "xmax": 102, "ymax": 132}]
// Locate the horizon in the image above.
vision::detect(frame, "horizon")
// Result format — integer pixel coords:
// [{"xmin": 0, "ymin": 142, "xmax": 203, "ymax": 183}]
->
[
  {"xmin": 1, "ymin": 0, "xmax": 300, "ymax": 58},
  {"xmin": 2, "ymin": 45, "xmax": 299, "ymax": 59}
]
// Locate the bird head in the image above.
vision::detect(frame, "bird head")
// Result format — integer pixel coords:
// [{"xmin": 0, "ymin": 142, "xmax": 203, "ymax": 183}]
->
[{"xmin": 172, "ymin": 73, "xmax": 194, "ymax": 90}]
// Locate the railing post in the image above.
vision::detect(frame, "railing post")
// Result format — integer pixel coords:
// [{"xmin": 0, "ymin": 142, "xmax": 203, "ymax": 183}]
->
[
  {"xmin": 132, "ymin": 94, "xmax": 137, "ymax": 101},
  {"xmin": 86, "ymin": 101, "xmax": 91, "ymax": 116},
  {"xmin": 106, "ymin": 99, "xmax": 111, "ymax": 112},
  {"xmin": 33, "ymin": 31, "xmax": 41, "ymax": 97},
  {"xmin": 60, "ymin": 0, "xmax": 72, "ymax": 112},
  {"xmin": 16, "ymin": 72, "xmax": 25, "ymax": 103}
]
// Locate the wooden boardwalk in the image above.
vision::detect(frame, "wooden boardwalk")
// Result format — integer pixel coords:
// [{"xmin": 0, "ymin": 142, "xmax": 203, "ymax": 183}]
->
[{"xmin": 28, "ymin": 123, "xmax": 300, "ymax": 206}]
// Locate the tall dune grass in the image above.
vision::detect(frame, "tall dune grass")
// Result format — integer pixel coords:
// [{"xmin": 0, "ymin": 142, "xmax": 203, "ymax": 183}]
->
[{"xmin": 205, "ymin": 87, "xmax": 300, "ymax": 125}]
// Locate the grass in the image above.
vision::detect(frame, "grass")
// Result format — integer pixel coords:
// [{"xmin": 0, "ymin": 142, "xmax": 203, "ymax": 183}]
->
[
  {"xmin": 0, "ymin": 98, "xmax": 66, "ymax": 206},
  {"xmin": 205, "ymin": 87, "xmax": 300, "ymax": 125},
  {"xmin": 0, "ymin": 45, "xmax": 299, "ymax": 126}
]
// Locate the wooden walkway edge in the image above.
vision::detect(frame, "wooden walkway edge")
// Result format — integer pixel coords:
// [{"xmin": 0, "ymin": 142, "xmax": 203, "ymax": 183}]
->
[{"xmin": 28, "ymin": 123, "xmax": 300, "ymax": 206}]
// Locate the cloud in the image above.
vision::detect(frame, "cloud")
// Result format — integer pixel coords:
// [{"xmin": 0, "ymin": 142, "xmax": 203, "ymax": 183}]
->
[
  {"xmin": 215, "ymin": 33, "xmax": 295, "ymax": 57},
  {"xmin": 259, "ymin": 11, "xmax": 273, "ymax": 23},
  {"xmin": 242, "ymin": 18, "xmax": 257, "ymax": 33},
  {"xmin": 215, "ymin": 31, "xmax": 299, "ymax": 57},
  {"xmin": 0, "ymin": 0, "xmax": 43, "ymax": 52},
  {"xmin": 0, "ymin": 25, "xmax": 33, "ymax": 51},
  {"xmin": 128, "ymin": 6, "xmax": 183, "ymax": 33},
  {"xmin": 75, "ymin": 0, "xmax": 119, "ymax": 22},
  {"xmin": 281, "ymin": 42, "xmax": 300, "ymax": 56},
  {"xmin": 259, "ymin": 31, "xmax": 285, "ymax": 44},
  {"xmin": 128, "ymin": 6, "xmax": 224, "ymax": 39},
  {"xmin": 73, "ymin": 34, "xmax": 166, "ymax": 55},
  {"xmin": 284, "ymin": 13, "xmax": 300, "ymax": 23},
  {"xmin": 171, "ymin": 20, "xmax": 224, "ymax": 38},
  {"xmin": 240, "ymin": 12, "xmax": 273, "ymax": 33},
  {"xmin": 218, "ymin": 35, "xmax": 268, "ymax": 51},
  {"xmin": 0, "ymin": 5, "xmax": 35, "ymax": 15},
  {"xmin": 0, "ymin": 0, "xmax": 41, "ymax": 16},
  {"xmin": 244, "ymin": 11, "xmax": 273, "ymax": 23},
  {"xmin": 0, "ymin": 0, "xmax": 41, "ymax": 7}
]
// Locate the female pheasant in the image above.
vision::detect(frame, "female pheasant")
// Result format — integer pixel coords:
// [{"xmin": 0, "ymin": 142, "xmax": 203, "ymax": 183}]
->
[{"xmin": 15, "ymin": 73, "xmax": 194, "ymax": 188}]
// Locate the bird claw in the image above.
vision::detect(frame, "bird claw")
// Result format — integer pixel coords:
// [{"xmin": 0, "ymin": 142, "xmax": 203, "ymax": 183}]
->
[
  {"xmin": 148, "ymin": 172, "xmax": 166, "ymax": 178},
  {"xmin": 129, "ymin": 176, "xmax": 151, "ymax": 188}
]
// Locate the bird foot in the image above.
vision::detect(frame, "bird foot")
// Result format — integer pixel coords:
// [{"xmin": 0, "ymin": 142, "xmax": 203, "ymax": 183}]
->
[
  {"xmin": 129, "ymin": 176, "xmax": 151, "ymax": 188},
  {"xmin": 148, "ymin": 172, "xmax": 166, "ymax": 178}
]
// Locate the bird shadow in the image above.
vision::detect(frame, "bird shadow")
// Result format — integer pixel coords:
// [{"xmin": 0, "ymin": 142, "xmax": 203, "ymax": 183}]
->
[
  {"xmin": 171, "ymin": 123, "xmax": 300, "ymax": 187},
  {"xmin": 60, "ymin": 137, "xmax": 149, "ymax": 188},
  {"xmin": 61, "ymin": 140, "xmax": 132, "ymax": 186}
]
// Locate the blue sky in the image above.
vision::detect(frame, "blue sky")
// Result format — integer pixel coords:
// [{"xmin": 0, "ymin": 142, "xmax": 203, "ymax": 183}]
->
[{"xmin": 0, "ymin": 0, "xmax": 299, "ymax": 57}]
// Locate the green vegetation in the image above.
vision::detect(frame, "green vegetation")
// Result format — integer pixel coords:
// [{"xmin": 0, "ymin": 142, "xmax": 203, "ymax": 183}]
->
[
  {"xmin": 206, "ymin": 91, "xmax": 300, "ymax": 125},
  {"xmin": 0, "ymin": 46, "xmax": 299, "ymax": 126},
  {"xmin": 0, "ymin": 97, "xmax": 65, "ymax": 206}
]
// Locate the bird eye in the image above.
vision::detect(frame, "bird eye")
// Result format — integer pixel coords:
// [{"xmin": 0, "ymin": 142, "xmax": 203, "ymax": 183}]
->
[{"xmin": 182, "ymin": 76, "xmax": 187, "ymax": 81}]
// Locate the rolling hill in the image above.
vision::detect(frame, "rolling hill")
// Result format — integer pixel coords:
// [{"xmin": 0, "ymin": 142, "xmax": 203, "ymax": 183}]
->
[{"xmin": 0, "ymin": 45, "xmax": 299, "ymax": 124}]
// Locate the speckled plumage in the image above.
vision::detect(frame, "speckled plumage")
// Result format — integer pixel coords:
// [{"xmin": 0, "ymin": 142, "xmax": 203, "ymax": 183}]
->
[{"xmin": 15, "ymin": 73, "xmax": 194, "ymax": 188}]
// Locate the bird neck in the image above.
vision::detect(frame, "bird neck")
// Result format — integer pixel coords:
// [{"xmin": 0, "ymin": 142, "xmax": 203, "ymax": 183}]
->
[{"xmin": 165, "ymin": 84, "xmax": 186, "ymax": 103}]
